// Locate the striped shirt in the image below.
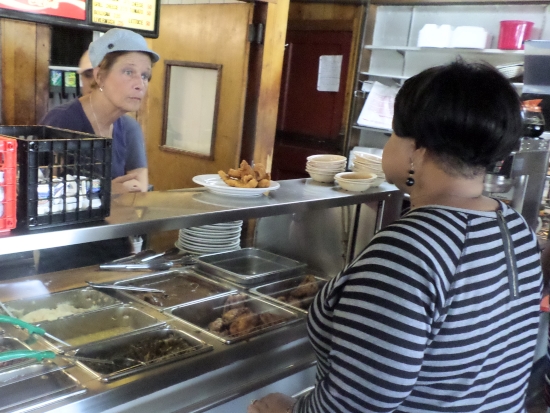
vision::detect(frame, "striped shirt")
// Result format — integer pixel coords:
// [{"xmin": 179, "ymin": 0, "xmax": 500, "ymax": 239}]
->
[{"xmin": 295, "ymin": 201, "xmax": 541, "ymax": 413}]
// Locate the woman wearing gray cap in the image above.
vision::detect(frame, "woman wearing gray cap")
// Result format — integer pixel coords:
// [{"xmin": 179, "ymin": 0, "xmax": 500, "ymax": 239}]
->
[
  {"xmin": 37, "ymin": 28, "xmax": 160, "ymax": 274},
  {"xmin": 41, "ymin": 28, "xmax": 160, "ymax": 194}
]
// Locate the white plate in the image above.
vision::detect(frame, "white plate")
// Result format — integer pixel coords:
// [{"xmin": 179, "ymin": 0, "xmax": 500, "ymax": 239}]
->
[
  {"xmin": 175, "ymin": 241, "xmax": 240, "ymax": 254},
  {"xmin": 180, "ymin": 234, "xmax": 241, "ymax": 245},
  {"xmin": 192, "ymin": 174, "xmax": 280, "ymax": 198},
  {"xmin": 182, "ymin": 228, "xmax": 242, "ymax": 238},
  {"xmin": 180, "ymin": 239, "xmax": 241, "ymax": 250},
  {"xmin": 188, "ymin": 223, "xmax": 242, "ymax": 231}
]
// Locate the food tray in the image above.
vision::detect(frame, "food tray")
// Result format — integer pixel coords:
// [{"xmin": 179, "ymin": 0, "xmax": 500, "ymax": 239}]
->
[
  {"xmin": 112, "ymin": 270, "xmax": 237, "ymax": 310},
  {"xmin": 0, "ymin": 368, "xmax": 85, "ymax": 413},
  {"xmin": 195, "ymin": 248, "xmax": 307, "ymax": 285},
  {"xmin": 0, "ymin": 337, "xmax": 37, "ymax": 373},
  {"xmin": 67, "ymin": 326, "xmax": 212, "ymax": 382},
  {"xmin": 37, "ymin": 305, "xmax": 164, "ymax": 348},
  {"xmin": 167, "ymin": 292, "xmax": 303, "ymax": 344},
  {"xmin": 5, "ymin": 288, "xmax": 121, "ymax": 323},
  {"xmin": 249, "ymin": 274, "xmax": 328, "ymax": 314}
]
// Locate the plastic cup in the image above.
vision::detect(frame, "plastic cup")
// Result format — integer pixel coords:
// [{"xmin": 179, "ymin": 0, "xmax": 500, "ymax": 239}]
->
[{"xmin": 498, "ymin": 20, "xmax": 534, "ymax": 50}]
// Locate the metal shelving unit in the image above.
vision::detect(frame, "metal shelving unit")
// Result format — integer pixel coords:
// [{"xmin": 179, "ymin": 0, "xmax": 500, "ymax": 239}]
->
[{"xmin": 345, "ymin": 2, "xmax": 550, "ymax": 156}]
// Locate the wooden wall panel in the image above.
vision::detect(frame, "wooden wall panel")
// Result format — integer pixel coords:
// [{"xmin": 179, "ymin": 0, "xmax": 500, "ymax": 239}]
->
[
  {"xmin": 0, "ymin": 19, "xmax": 50, "ymax": 125},
  {"xmin": 141, "ymin": 4, "xmax": 253, "ymax": 191}
]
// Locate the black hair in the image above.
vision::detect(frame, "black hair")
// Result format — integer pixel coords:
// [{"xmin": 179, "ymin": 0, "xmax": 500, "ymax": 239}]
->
[{"xmin": 392, "ymin": 60, "xmax": 522, "ymax": 173}]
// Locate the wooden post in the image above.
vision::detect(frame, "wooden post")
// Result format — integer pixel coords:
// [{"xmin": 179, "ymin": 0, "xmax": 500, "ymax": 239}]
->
[{"xmin": 240, "ymin": 0, "xmax": 290, "ymax": 172}]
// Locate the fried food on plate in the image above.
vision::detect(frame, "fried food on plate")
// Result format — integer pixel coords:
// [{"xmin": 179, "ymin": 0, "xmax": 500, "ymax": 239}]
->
[{"xmin": 217, "ymin": 160, "xmax": 272, "ymax": 189}]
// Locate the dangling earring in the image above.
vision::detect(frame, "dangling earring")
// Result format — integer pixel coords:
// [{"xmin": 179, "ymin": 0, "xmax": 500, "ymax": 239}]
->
[
  {"xmin": 99, "ymin": 86, "xmax": 103, "ymax": 92},
  {"xmin": 406, "ymin": 162, "xmax": 415, "ymax": 187}
]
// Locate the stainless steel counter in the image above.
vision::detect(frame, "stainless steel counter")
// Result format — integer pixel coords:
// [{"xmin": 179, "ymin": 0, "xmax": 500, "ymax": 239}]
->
[
  {"xmin": 0, "ymin": 179, "xmax": 402, "ymax": 255},
  {"xmin": 0, "ymin": 179, "xmax": 403, "ymax": 412}
]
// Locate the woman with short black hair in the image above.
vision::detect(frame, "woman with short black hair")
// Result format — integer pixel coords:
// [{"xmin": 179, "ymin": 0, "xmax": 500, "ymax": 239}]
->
[{"xmin": 248, "ymin": 61, "xmax": 542, "ymax": 413}]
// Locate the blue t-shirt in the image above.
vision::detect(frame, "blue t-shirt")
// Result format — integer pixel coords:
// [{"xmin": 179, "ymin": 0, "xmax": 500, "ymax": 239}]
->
[{"xmin": 40, "ymin": 99, "xmax": 147, "ymax": 179}]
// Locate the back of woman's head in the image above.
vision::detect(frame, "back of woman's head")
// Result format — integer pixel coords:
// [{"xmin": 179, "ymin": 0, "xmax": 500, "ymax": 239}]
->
[{"xmin": 393, "ymin": 61, "xmax": 522, "ymax": 171}]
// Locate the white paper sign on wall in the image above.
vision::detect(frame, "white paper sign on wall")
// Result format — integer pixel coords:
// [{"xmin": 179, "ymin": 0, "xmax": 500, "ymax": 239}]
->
[{"xmin": 317, "ymin": 55, "xmax": 343, "ymax": 92}]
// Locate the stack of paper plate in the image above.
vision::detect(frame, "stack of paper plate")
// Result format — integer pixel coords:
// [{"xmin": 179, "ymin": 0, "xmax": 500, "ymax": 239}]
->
[{"xmin": 176, "ymin": 221, "xmax": 243, "ymax": 255}]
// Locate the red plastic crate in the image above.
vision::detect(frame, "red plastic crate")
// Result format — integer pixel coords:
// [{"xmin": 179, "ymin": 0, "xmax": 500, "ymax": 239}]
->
[
  {"xmin": 0, "ymin": 136, "xmax": 17, "ymax": 232},
  {"xmin": 0, "ymin": 137, "xmax": 16, "ymax": 169}
]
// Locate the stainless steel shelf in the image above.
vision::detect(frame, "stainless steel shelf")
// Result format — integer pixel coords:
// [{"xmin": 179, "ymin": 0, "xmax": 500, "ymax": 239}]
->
[
  {"xmin": 0, "ymin": 179, "xmax": 401, "ymax": 255},
  {"xmin": 364, "ymin": 45, "xmax": 525, "ymax": 54}
]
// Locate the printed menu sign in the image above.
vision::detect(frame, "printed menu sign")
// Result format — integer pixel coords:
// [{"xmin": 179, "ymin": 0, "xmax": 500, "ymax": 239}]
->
[
  {"xmin": 0, "ymin": 0, "xmax": 86, "ymax": 20},
  {"xmin": 91, "ymin": 0, "xmax": 156, "ymax": 32}
]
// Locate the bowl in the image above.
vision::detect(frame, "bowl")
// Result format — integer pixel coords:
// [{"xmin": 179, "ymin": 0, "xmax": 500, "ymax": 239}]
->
[
  {"xmin": 306, "ymin": 164, "xmax": 345, "ymax": 173},
  {"xmin": 353, "ymin": 164, "xmax": 383, "ymax": 174},
  {"xmin": 354, "ymin": 152, "xmax": 382, "ymax": 163},
  {"xmin": 335, "ymin": 172, "xmax": 377, "ymax": 182},
  {"xmin": 335, "ymin": 179, "xmax": 372, "ymax": 192},
  {"xmin": 307, "ymin": 155, "xmax": 347, "ymax": 164},
  {"xmin": 307, "ymin": 171, "xmax": 337, "ymax": 183},
  {"xmin": 370, "ymin": 176, "xmax": 386, "ymax": 187}
]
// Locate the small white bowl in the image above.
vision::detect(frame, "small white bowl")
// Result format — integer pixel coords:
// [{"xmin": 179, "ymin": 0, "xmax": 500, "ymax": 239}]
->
[
  {"xmin": 350, "ymin": 167, "xmax": 386, "ymax": 187},
  {"xmin": 371, "ymin": 176, "xmax": 386, "ymax": 187},
  {"xmin": 307, "ymin": 161, "xmax": 346, "ymax": 169},
  {"xmin": 308, "ymin": 171, "xmax": 337, "ymax": 183},
  {"xmin": 354, "ymin": 152, "xmax": 382, "ymax": 163},
  {"xmin": 336, "ymin": 179, "xmax": 372, "ymax": 192},
  {"xmin": 307, "ymin": 154, "xmax": 347, "ymax": 164},
  {"xmin": 335, "ymin": 172, "xmax": 377, "ymax": 182},
  {"xmin": 335, "ymin": 172, "xmax": 377, "ymax": 192},
  {"xmin": 306, "ymin": 164, "xmax": 346, "ymax": 173}
]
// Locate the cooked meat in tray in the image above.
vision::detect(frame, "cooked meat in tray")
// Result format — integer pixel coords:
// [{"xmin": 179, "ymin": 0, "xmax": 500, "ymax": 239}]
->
[{"xmin": 167, "ymin": 292, "xmax": 303, "ymax": 344}]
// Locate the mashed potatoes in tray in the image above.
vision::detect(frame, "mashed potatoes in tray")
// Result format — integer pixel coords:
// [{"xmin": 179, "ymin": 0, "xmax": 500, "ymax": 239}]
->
[{"xmin": 20, "ymin": 302, "xmax": 100, "ymax": 323}]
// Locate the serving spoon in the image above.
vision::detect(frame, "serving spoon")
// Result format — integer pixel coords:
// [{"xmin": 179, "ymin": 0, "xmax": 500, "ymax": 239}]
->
[{"xmin": 85, "ymin": 281, "xmax": 166, "ymax": 294}]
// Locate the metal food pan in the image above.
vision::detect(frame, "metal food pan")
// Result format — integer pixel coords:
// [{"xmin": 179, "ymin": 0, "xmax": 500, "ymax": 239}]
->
[
  {"xmin": 167, "ymin": 292, "xmax": 303, "ymax": 344},
  {"xmin": 0, "ymin": 362, "xmax": 64, "ymax": 388},
  {"xmin": 195, "ymin": 248, "xmax": 307, "ymax": 285},
  {"xmin": 0, "ymin": 337, "xmax": 36, "ymax": 374},
  {"xmin": 112, "ymin": 270, "xmax": 236, "ymax": 310},
  {"xmin": 37, "ymin": 305, "xmax": 164, "ymax": 348},
  {"xmin": 66, "ymin": 326, "xmax": 212, "ymax": 382},
  {"xmin": 5, "ymin": 288, "xmax": 121, "ymax": 323},
  {"xmin": 249, "ymin": 274, "xmax": 328, "ymax": 314},
  {"xmin": 0, "ymin": 368, "xmax": 85, "ymax": 413}
]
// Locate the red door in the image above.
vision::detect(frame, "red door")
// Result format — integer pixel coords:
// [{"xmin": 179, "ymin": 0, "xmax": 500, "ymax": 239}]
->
[{"xmin": 277, "ymin": 30, "xmax": 352, "ymax": 140}]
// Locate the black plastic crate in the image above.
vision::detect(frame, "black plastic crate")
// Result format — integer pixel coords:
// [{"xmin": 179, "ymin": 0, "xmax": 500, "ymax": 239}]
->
[{"xmin": 0, "ymin": 125, "xmax": 112, "ymax": 230}]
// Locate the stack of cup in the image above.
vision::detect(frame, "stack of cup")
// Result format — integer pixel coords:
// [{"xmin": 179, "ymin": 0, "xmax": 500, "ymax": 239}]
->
[
  {"xmin": 306, "ymin": 155, "xmax": 347, "ymax": 183},
  {"xmin": 352, "ymin": 152, "xmax": 385, "ymax": 187}
]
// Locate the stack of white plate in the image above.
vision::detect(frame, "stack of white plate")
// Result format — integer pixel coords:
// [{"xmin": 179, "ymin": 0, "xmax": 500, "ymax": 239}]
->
[
  {"xmin": 352, "ymin": 152, "xmax": 386, "ymax": 187},
  {"xmin": 306, "ymin": 154, "xmax": 347, "ymax": 183},
  {"xmin": 176, "ymin": 221, "xmax": 243, "ymax": 255}
]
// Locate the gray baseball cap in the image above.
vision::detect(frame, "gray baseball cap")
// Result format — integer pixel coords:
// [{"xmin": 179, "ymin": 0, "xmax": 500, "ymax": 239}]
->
[{"xmin": 88, "ymin": 28, "xmax": 160, "ymax": 67}]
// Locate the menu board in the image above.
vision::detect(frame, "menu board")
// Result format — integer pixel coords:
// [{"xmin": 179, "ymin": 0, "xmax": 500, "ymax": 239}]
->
[
  {"xmin": 91, "ymin": 0, "xmax": 157, "ymax": 34},
  {"xmin": 0, "ymin": 0, "xmax": 160, "ymax": 37},
  {"xmin": 0, "ymin": 0, "xmax": 86, "ymax": 21}
]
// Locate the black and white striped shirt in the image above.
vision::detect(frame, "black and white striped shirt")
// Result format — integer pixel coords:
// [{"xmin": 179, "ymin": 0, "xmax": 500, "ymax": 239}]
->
[{"xmin": 295, "ymin": 202, "xmax": 541, "ymax": 413}]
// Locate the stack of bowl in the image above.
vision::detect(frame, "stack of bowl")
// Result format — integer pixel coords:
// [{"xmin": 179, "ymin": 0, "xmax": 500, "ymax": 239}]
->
[
  {"xmin": 306, "ymin": 155, "xmax": 347, "ymax": 183},
  {"xmin": 335, "ymin": 172, "xmax": 378, "ymax": 192},
  {"xmin": 352, "ymin": 152, "xmax": 385, "ymax": 187}
]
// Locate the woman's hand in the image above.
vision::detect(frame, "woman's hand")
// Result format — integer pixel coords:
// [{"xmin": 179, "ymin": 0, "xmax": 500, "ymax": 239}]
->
[
  {"xmin": 112, "ymin": 173, "xmax": 141, "ymax": 194},
  {"xmin": 247, "ymin": 393, "xmax": 295, "ymax": 413}
]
